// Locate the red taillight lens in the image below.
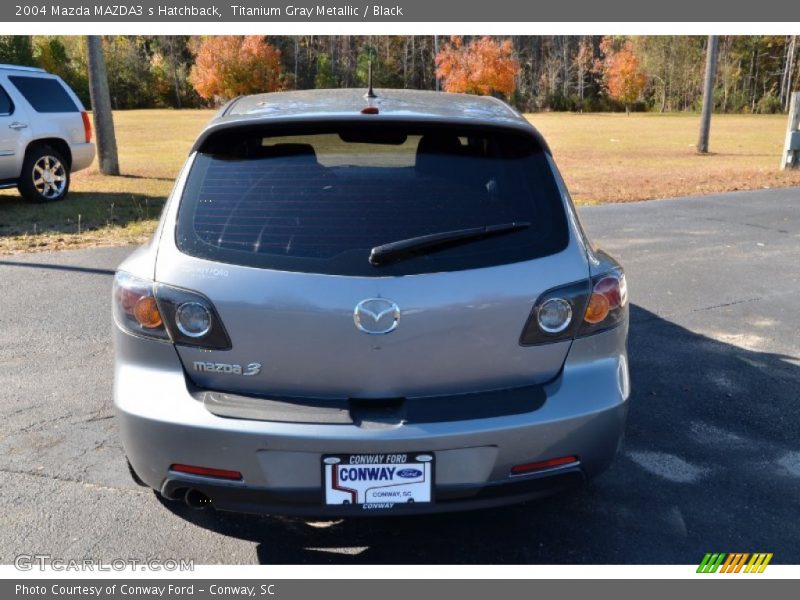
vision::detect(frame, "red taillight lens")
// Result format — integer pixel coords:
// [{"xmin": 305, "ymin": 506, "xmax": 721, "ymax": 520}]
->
[
  {"xmin": 511, "ymin": 455, "xmax": 579, "ymax": 476},
  {"xmin": 579, "ymin": 271, "xmax": 627, "ymax": 333},
  {"xmin": 170, "ymin": 464, "xmax": 243, "ymax": 481},
  {"xmin": 113, "ymin": 272, "xmax": 169, "ymax": 340},
  {"xmin": 593, "ymin": 276, "xmax": 623, "ymax": 309},
  {"xmin": 81, "ymin": 111, "xmax": 92, "ymax": 143},
  {"xmin": 113, "ymin": 272, "xmax": 231, "ymax": 349}
]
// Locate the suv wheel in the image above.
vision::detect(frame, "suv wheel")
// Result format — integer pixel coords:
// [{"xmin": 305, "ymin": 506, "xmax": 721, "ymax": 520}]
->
[{"xmin": 19, "ymin": 145, "xmax": 70, "ymax": 203}]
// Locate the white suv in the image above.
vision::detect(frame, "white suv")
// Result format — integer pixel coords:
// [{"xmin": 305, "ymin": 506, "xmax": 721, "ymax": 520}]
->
[{"xmin": 0, "ymin": 64, "xmax": 95, "ymax": 202}]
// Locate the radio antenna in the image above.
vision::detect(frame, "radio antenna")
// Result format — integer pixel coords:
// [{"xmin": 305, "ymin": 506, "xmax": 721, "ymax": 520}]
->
[{"xmin": 365, "ymin": 56, "xmax": 377, "ymax": 99}]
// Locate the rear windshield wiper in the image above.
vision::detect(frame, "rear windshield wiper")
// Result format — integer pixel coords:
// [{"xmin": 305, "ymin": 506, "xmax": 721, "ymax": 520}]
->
[{"xmin": 369, "ymin": 222, "xmax": 531, "ymax": 266}]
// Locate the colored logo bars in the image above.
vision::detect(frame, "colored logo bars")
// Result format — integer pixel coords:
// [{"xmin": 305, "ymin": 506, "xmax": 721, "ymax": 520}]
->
[{"xmin": 697, "ymin": 553, "xmax": 773, "ymax": 573}]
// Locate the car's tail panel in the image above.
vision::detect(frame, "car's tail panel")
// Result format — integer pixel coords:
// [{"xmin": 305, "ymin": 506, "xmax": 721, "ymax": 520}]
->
[{"xmin": 154, "ymin": 247, "xmax": 589, "ymax": 399}]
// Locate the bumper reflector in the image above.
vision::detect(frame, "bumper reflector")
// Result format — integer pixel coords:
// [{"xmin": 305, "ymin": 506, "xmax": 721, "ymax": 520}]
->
[
  {"xmin": 510, "ymin": 455, "xmax": 579, "ymax": 476},
  {"xmin": 170, "ymin": 464, "xmax": 243, "ymax": 481}
]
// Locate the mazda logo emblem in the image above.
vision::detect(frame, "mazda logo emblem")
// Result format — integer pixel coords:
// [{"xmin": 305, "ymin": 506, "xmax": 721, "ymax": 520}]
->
[{"xmin": 353, "ymin": 298, "xmax": 400, "ymax": 335}]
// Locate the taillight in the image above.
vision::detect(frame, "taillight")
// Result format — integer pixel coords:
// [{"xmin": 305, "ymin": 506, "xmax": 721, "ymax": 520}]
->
[
  {"xmin": 113, "ymin": 272, "xmax": 231, "ymax": 349},
  {"xmin": 577, "ymin": 271, "xmax": 628, "ymax": 336},
  {"xmin": 519, "ymin": 281, "xmax": 591, "ymax": 346},
  {"xmin": 519, "ymin": 270, "xmax": 627, "ymax": 345},
  {"xmin": 81, "ymin": 111, "xmax": 92, "ymax": 143},
  {"xmin": 155, "ymin": 283, "xmax": 231, "ymax": 350},
  {"xmin": 113, "ymin": 272, "xmax": 169, "ymax": 341}
]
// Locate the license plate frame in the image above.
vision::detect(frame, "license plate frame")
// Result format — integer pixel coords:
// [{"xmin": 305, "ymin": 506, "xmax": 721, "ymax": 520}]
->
[{"xmin": 322, "ymin": 452, "xmax": 434, "ymax": 510}]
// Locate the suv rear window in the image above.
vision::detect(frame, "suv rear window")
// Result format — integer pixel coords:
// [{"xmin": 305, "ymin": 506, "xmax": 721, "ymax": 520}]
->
[
  {"xmin": 0, "ymin": 85, "xmax": 13, "ymax": 114},
  {"xmin": 8, "ymin": 76, "xmax": 78, "ymax": 113},
  {"xmin": 176, "ymin": 123, "xmax": 569, "ymax": 276}
]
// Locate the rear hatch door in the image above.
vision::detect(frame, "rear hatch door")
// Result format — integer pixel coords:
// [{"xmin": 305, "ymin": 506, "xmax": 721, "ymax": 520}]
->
[{"xmin": 156, "ymin": 120, "xmax": 587, "ymax": 398}]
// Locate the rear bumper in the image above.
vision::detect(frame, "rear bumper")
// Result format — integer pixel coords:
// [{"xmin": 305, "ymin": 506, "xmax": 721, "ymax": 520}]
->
[
  {"xmin": 160, "ymin": 467, "xmax": 585, "ymax": 517},
  {"xmin": 69, "ymin": 142, "xmax": 95, "ymax": 172},
  {"xmin": 114, "ymin": 324, "xmax": 629, "ymax": 517}
]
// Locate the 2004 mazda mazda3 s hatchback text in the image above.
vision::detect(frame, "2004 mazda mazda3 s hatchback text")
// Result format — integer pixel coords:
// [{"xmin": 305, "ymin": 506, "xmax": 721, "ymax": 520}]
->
[{"xmin": 113, "ymin": 89, "xmax": 629, "ymax": 515}]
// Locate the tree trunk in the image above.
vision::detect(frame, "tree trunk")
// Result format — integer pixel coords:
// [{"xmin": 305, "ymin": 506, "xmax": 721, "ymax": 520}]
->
[
  {"xmin": 434, "ymin": 35, "xmax": 439, "ymax": 91},
  {"xmin": 411, "ymin": 36, "xmax": 416, "ymax": 88},
  {"xmin": 784, "ymin": 36, "xmax": 797, "ymax": 112},
  {"xmin": 86, "ymin": 36, "xmax": 119, "ymax": 176},
  {"xmin": 167, "ymin": 37, "xmax": 182, "ymax": 109},
  {"xmin": 781, "ymin": 92, "xmax": 800, "ymax": 169},
  {"xmin": 294, "ymin": 36, "xmax": 299, "ymax": 84},
  {"xmin": 697, "ymin": 35, "xmax": 719, "ymax": 154},
  {"xmin": 750, "ymin": 40, "xmax": 759, "ymax": 112}
]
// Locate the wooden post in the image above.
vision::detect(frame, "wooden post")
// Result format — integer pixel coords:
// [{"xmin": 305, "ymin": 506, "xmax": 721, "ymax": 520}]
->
[{"xmin": 782, "ymin": 92, "xmax": 800, "ymax": 170}]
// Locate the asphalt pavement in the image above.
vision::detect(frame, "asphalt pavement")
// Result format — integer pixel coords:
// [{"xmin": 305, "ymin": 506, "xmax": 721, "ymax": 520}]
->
[{"xmin": 0, "ymin": 187, "xmax": 798, "ymax": 564}]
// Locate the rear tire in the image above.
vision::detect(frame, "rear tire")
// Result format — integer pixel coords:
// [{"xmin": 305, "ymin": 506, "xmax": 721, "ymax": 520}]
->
[{"xmin": 18, "ymin": 145, "xmax": 70, "ymax": 203}]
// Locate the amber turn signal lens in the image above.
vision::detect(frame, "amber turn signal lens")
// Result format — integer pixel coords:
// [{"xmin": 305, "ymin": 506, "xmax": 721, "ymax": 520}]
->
[
  {"xmin": 593, "ymin": 276, "xmax": 622, "ymax": 309},
  {"xmin": 133, "ymin": 296, "xmax": 163, "ymax": 328},
  {"xmin": 584, "ymin": 292, "xmax": 610, "ymax": 324}
]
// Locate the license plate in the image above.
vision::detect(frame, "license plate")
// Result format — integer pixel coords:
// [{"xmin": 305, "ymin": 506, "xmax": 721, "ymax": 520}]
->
[{"xmin": 323, "ymin": 452, "xmax": 434, "ymax": 509}]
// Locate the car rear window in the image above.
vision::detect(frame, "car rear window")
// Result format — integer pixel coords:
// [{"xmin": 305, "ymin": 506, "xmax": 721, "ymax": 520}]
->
[
  {"xmin": 176, "ymin": 122, "xmax": 569, "ymax": 276},
  {"xmin": 8, "ymin": 76, "xmax": 78, "ymax": 113},
  {"xmin": 0, "ymin": 85, "xmax": 13, "ymax": 114}
]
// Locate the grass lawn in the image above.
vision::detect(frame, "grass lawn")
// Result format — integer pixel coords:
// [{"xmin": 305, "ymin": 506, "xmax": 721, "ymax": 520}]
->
[
  {"xmin": 530, "ymin": 112, "xmax": 800, "ymax": 204},
  {"xmin": 1, "ymin": 109, "xmax": 798, "ymax": 254},
  {"xmin": 0, "ymin": 109, "xmax": 213, "ymax": 255}
]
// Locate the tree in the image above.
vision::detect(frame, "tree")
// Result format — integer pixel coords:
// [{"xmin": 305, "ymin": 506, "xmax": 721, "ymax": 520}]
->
[
  {"xmin": 0, "ymin": 36, "xmax": 35, "ymax": 66},
  {"xmin": 435, "ymin": 36, "xmax": 519, "ymax": 98},
  {"xmin": 33, "ymin": 36, "xmax": 90, "ymax": 107},
  {"xmin": 781, "ymin": 35, "xmax": 797, "ymax": 112},
  {"xmin": 86, "ymin": 36, "xmax": 119, "ymax": 176},
  {"xmin": 573, "ymin": 37, "xmax": 594, "ymax": 107},
  {"xmin": 314, "ymin": 52, "xmax": 336, "ymax": 88},
  {"xmin": 189, "ymin": 36, "xmax": 284, "ymax": 103},
  {"xmin": 103, "ymin": 36, "xmax": 156, "ymax": 109},
  {"xmin": 597, "ymin": 37, "xmax": 647, "ymax": 114},
  {"xmin": 4, "ymin": 34, "xmax": 796, "ymax": 114},
  {"xmin": 150, "ymin": 36, "xmax": 198, "ymax": 108},
  {"xmin": 697, "ymin": 36, "xmax": 720, "ymax": 154}
]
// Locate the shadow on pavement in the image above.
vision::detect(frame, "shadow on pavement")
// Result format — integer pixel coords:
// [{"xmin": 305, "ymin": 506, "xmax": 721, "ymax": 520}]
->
[
  {"xmin": 0, "ymin": 259, "xmax": 115, "ymax": 276},
  {"xmin": 0, "ymin": 191, "xmax": 165, "ymax": 238},
  {"xmin": 158, "ymin": 304, "xmax": 800, "ymax": 564}
]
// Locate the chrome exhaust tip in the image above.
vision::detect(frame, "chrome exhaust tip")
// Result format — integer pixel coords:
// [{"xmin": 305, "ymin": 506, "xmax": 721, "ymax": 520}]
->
[{"xmin": 184, "ymin": 488, "xmax": 212, "ymax": 510}]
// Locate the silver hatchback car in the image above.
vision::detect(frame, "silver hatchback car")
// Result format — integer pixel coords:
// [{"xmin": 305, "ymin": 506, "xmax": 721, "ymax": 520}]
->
[{"xmin": 113, "ymin": 89, "xmax": 629, "ymax": 516}]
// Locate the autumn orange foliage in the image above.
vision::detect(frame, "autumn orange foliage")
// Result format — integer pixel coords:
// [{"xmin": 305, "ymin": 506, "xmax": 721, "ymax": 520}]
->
[
  {"xmin": 189, "ymin": 36, "xmax": 284, "ymax": 103},
  {"xmin": 596, "ymin": 37, "xmax": 647, "ymax": 112},
  {"xmin": 435, "ymin": 36, "xmax": 519, "ymax": 98}
]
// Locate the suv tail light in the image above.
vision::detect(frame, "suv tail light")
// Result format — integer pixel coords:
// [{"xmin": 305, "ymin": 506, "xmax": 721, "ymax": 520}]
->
[
  {"xmin": 81, "ymin": 111, "xmax": 92, "ymax": 143},
  {"xmin": 113, "ymin": 272, "xmax": 231, "ymax": 350}
]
